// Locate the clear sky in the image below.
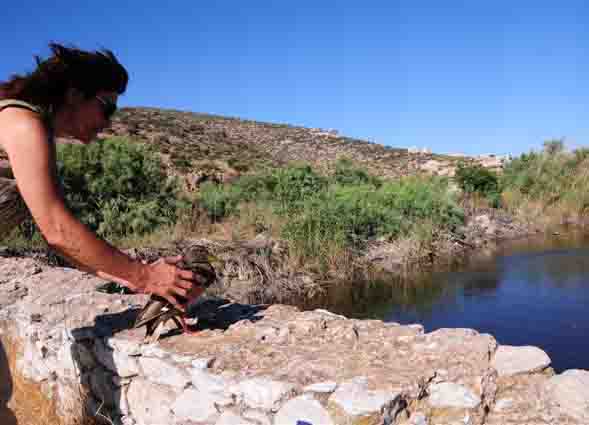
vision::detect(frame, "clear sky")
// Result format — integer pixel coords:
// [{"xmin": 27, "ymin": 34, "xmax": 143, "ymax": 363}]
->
[{"xmin": 2, "ymin": 1, "xmax": 588, "ymax": 155}]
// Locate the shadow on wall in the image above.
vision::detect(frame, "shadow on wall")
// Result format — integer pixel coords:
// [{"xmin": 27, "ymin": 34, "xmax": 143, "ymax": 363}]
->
[{"xmin": 69, "ymin": 297, "xmax": 267, "ymax": 424}]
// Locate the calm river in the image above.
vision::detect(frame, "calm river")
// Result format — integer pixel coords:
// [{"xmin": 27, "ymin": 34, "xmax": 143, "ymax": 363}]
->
[{"xmin": 305, "ymin": 230, "xmax": 589, "ymax": 373}]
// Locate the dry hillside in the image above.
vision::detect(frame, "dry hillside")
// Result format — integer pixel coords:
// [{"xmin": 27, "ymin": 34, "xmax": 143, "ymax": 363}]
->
[{"xmin": 97, "ymin": 107, "xmax": 494, "ymax": 189}]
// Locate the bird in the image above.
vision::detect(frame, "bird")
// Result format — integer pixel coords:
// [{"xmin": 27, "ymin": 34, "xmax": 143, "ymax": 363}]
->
[{"xmin": 133, "ymin": 244, "xmax": 223, "ymax": 343}]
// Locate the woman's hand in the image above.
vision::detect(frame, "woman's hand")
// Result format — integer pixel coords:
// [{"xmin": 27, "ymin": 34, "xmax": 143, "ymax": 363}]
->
[{"xmin": 141, "ymin": 255, "xmax": 207, "ymax": 312}]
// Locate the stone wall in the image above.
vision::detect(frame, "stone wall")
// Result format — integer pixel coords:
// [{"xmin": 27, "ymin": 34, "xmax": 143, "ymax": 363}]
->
[{"xmin": 1, "ymin": 256, "xmax": 588, "ymax": 425}]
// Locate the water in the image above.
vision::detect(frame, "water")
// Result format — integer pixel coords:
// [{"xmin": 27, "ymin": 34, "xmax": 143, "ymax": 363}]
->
[{"xmin": 305, "ymin": 230, "xmax": 589, "ymax": 373}]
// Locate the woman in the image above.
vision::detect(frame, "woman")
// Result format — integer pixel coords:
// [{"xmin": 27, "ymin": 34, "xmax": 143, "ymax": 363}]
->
[{"xmin": 0, "ymin": 44, "xmax": 203, "ymax": 422}]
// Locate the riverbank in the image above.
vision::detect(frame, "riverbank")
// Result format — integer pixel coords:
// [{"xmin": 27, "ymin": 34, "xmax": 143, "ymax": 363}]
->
[
  {"xmin": 1, "ymin": 255, "xmax": 588, "ymax": 425},
  {"xmin": 1, "ymin": 201, "xmax": 541, "ymax": 307}
]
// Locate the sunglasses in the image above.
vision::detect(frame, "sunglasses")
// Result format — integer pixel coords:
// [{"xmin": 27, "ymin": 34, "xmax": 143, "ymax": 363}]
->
[{"xmin": 95, "ymin": 95, "xmax": 117, "ymax": 119}]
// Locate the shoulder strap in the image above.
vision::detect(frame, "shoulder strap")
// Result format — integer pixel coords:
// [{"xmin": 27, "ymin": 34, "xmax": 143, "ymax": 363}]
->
[{"xmin": 0, "ymin": 99, "xmax": 41, "ymax": 114}]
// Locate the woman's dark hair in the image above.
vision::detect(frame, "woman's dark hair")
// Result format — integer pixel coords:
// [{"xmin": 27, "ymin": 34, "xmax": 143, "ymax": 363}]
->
[{"xmin": 0, "ymin": 43, "xmax": 128, "ymax": 113}]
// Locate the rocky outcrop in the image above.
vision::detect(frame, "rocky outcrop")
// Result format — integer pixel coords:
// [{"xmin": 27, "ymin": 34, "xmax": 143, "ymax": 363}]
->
[{"xmin": 1, "ymin": 256, "xmax": 586, "ymax": 425}]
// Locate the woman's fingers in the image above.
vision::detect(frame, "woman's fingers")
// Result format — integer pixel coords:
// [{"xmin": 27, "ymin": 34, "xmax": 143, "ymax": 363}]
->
[
  {"xmin": 170, "ymin": 286, "xmax": 188, "ymax": 299},
  {"xmin": 177, "ymin": 269, "xmax": 195, "ymax": 281},
  {"xmin": 177, "ymin": 268, "xmax": 211, "ymax": 286},
  {"xmin": 164, "ymin": 255, "xmax": 183, "ymax": 265},
  {"xmin": 174, "ymin": 279, "xmax": 193, "ymax": 290}
]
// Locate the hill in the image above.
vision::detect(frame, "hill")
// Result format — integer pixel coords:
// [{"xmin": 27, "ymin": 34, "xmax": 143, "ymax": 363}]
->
[{"xmin": 97, "ymin": 107, "xmax": 502, "ymax": 190}]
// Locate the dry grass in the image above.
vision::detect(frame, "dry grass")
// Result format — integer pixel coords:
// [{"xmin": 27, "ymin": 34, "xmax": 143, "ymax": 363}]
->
[
  {"xmin": 2, "ymin": 336, "xmax": 100, "ymax": 425},
  {"xmin": 501, "ymin": 189, "xmax": 580, "ymax": 231}
]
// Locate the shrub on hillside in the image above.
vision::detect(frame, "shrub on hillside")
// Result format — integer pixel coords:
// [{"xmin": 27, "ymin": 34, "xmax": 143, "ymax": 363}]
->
[
  {"xmin": 332, "ymin": 158, "xmax": 382, "ymax": 187},
  {"xmin": 271, "ymin": 164, "xmax": 328, "ymax": 212},
  {"xmin": 455, "ymin": 162, "xmax": 500, "ymax": 206},
  {"xmin": 198, "ymin": 164, "xmax": 464, "ymax": 265},
  {"xmin": 199, "ymin": 164, "xmax": 327, "ymax": 218},
  {"xmin": 199, "ymin": 182, "xmax": 243, "ymax": 220},
  {"xmin": 282, "ymin": 176, "xmax": 464, "ymax": 257},
  {"xmin": 455, "ymin": 163, "xmax": 499, "ymax": 195},
  {"xmin": 13, "ymin": 137, "xmax": 186, "ymax": 243},
  {"xmin": 60, "ymin": 137, "xmax": 187, "ymax": 238}
]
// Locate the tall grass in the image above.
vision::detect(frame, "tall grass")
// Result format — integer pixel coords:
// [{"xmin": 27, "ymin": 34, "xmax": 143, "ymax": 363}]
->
[
  {"xmin": 198, "ymin": 160, "xmax": 464, "ymax": 273},
  {"xmin": 500, "ymin": 144, "xmax": 589, "ymax": 226}
]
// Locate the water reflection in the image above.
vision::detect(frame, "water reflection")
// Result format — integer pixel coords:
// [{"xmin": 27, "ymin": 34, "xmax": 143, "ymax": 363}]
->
[{"xmin": 299, "ymin": 230, "xmax": 589, "ymax": 373}]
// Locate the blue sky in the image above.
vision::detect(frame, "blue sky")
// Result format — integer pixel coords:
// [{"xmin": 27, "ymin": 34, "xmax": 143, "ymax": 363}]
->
[{"xmin": 2, "ymin": 1, "xmax": 588, "ymax": 155}]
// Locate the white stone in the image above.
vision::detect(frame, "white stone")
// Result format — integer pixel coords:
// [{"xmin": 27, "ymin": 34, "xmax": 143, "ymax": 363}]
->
[
  {"xmin": 107, "ymin": 336, "xmax": 142, "ymax": 356},
  {"xmin": 428, "ymin": 382, "xmax": 481, "ymax": 409},
  {"xmin": 127, "ymin": 378, "xmax": 177, "ymax": 425},
  {"xmin": 303, "ymin": 381, "xmax": 337, "ymax": 393},
  {"xmin": 313, "ymin": 309, "xmax": 347, "ymax": 319},
  {"xmin": 140, "ymin": 356, "xmax": 191, "ymax": 388},
  {"xmin": 491, "ymin": 345, "xmax": 551, "ymax": 377},
  {"xmin": 545, "ymin": 369, "xmax": 589, "ymax": 421},
  {"xmin": 407, "ymin": 412, "xmax": 428, "ymax": 425},
  {"xmin": 328, "ymin": 376, "xmax": 401, "ymax": 417},
  {"xmin": 191, "ymin": 357, "xmax": 215, "ymax": 370},
  {"xmin": 229, "ymin": 377, "xmax": 295, "ymax": 410},
  {"xmin": 41, "ymin": 340, "xmax": 78, "ymax": 380},
  {"xmin": 18, "ymin": 338, "xmax": 51, "ymax": 381},
  {"xmin": 94, "ymin": 339, "xmax": 140, "ymax": 378},
  {"xmin": 171, "ymin": 388, "xmax": 228, "ymax": 423},
  {"xmin": 243, "ymin": 410, "xmax": 272, "ymax": 425},
  {"xmin": 493, "ymin": 398, "xmax": 513, "ymax": 412},
  {"xmin": 216, "ymin": 411, "xmax": 255, "ymax": 425},
  {"xmin": 190, "ymin": 369, "xmax": 231, "ymax": 394},
  {"xmin": 274, "ymin": 394, "xmax": 334, "ymax": 425},
  {"xmin": 140, "ymin": 344, "xmax": 168, "ymax": 358}
]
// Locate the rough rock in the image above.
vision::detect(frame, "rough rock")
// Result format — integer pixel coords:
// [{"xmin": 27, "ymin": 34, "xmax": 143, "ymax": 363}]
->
[
  {"xmin": 215, "ymin": 411, "xmax": 255, "ymax": 425},
  {"xmin": 491, "ymin": 345, "xmax": 551, "ymax": 377},
  {"xmin": 126, "ymin": 378, "xmax": 178, "ymax": 425},
  {"xmin": 428, "ymin": 382, "xmax": 481, "ymax": 409},
  {"xmin": 1, "ymin": 256, "xmax": 588, "ymax": 425},
  {"xmin": 139, "ymin": 356, "xmax": 190, "ymax": 388},
  {"xmin": 303, "ymin": 381, "xmax": 338, "ymax": 393},
  {"xmin": 328, "ymin": 377, "xmax": 402, "ymax": 424},
  {"xmin": 274, "ymin": 394, "xmax": 334, "ymax": 425},
  {"xmin": 94, "ymin": 338, "xmax": 140, "ymax": 378},
  {"xmin": 171, "ymin": 388, "xmax": 228, "ymax": 423},
  {"xmin": 544, "ymin": 369, "xmax": 589, "ymax": 422},
  {"xmin": 229, "ymin": 377, "xmax": 295, "ymax": 411}
]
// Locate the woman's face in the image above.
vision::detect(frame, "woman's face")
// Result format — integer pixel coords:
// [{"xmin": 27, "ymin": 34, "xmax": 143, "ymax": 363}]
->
[{"xmin": 56, "ymin": 89, "xmax": 119, "ymax": 143}]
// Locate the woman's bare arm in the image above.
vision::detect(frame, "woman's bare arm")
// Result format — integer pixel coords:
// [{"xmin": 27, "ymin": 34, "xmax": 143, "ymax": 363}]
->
[
  {"xmin": 0, "ymin": 108, "xmax": 151, "ymax": 291},
  {"xmin": 0, "ymin": 109, "xmax": 203, "ymax": 310}
]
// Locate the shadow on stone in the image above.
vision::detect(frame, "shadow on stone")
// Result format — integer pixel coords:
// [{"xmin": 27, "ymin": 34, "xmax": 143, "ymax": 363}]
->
[
  {"xmin": 154, "ymin": 296, "xmax": 269, "ymax": 339},
  {"xmin": 67, "ymin": 297, "xmax": 268, "ymax": 424}
]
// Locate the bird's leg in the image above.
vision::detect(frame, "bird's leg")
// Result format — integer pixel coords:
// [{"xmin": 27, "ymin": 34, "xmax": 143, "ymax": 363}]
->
[{"xmin": 176, "ymin": 314, "xmax": 206, "ymax": 336}]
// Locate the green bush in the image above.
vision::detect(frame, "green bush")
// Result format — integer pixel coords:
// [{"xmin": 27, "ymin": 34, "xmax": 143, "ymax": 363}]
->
[
  {"xmin": 282, "ymin": 176, "xmax": 464, "ymax": 257},
  {"xmin": 12, "ymin": 137, "xmax": 187, "ymax": 244},
  {"xmin": 58, "ymin": 137, "xmax": 187, "ymax": 238},
  {"xmin": 455, "ymin": 163, "xmax": 499, "ymax": 196},
  {"xmin": 271, "ymin": 164, "xmax": 327, "ymax": 212},
  {"xmin": 198, "ymin": 181, "xmax": 243, "ymax": 220},
  {"xmin": 198, "ymin": 164, "xmax": 464, "ymax": 263},
  {"xmin": 332, "ymin": 158, "xmax": 382, "ymax": 187},
  {"xmin": 199, "ymin": 164, "xmax": 327, "ymax": 217}
]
